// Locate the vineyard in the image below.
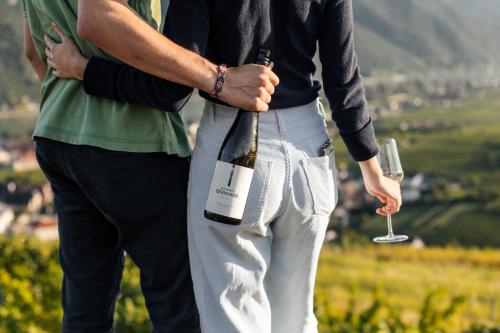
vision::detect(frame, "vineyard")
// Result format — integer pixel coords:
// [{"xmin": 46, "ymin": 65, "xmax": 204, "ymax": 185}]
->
[
  {"xmin": 1, "ymin": 238, "xmax": 499, "ymax": 332},
  {"xmin": 331, "ymin": 91, "xmax": 500, "ymax": 248},
  {"xmin": 315, "ymin": 245, "xmax": 500, "ymax": 332}
]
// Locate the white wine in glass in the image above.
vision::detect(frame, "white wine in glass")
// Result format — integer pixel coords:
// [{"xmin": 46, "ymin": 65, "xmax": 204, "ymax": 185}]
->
[{"xmin": 373, "ymin": 138, "xmax": 408, "ymax": 243}]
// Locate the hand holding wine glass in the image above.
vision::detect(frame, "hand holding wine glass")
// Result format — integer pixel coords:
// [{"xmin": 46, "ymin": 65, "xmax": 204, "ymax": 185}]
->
[
  {"xmin": 359, "ymin": 138, "xmax": 405, "ymax": 242},
  {"xmin": 360, "ymin": 158, "xmax": 402, "ymax": 215},
  {"xmin": 373, "ymin": 138, "xmax": 407, "ymax": 243}
]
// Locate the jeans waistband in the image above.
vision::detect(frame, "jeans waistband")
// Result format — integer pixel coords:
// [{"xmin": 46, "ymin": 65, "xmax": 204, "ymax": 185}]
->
[{"xmin": 204, "ymin": 100, "xmax": 328, "ymax": 144}]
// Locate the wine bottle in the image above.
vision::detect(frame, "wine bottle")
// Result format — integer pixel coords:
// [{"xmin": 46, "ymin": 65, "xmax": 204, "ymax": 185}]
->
[{"xmin": 204, "ymin": 49, "xmax": 271, "ymax": 225}]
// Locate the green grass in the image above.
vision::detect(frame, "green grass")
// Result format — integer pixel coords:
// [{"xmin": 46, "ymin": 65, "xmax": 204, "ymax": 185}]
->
[
  {"xmin": 0, "ymin": 169, "xmax": 46, "ymax": 187},
  {"xmin": 356, "ymin": 202, "xmax": 500, "ymax": 248}
]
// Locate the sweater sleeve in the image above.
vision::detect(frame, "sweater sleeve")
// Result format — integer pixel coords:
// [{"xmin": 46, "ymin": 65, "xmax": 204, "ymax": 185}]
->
[
  {"xmin": 82, "ymin": 0, "xmax": 210, "ymax": 112},
  {"xmin": 83, "ymin": 57, "xmax": 192, "ymax": 112},
  {"xmin": 318, "ymin": 0, "xmax": 378, "ymax": 161}
]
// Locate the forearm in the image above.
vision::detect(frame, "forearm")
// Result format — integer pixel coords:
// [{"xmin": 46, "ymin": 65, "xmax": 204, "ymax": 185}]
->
[
  {"xmin": 77, "ymin": 0, "xmax": 217, "ymax": 93},
  {"xmin": 359, "ymin": 156, "xmax": 383, "ymax": 179},
  {"xmin": 28, "ymin": 54, "xmax": 47, "ymax": 81},
  {"xmin": 24, "ymin": 18, "xmax": 46, "ymax": 81},
  {"xmin": 83, "ymin": 57, "xmax": 193, "ymax": 112}
]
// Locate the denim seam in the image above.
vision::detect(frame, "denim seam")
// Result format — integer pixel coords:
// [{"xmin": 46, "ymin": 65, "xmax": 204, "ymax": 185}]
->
[{"xmin": 274, "ymin": 111, "xmax": 293, "ymax": 220}]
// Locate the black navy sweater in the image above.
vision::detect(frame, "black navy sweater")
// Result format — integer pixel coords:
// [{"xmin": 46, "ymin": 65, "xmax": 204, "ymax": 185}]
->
[{"xmin": 83, "ymin": 0, "xmax": 378, "ymax": 161}]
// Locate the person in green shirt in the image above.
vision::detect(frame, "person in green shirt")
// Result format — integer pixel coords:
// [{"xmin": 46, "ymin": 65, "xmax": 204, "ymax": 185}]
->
[{"xmin": 22, "ymin": 0, "xmax": 279, "ymax": 332}]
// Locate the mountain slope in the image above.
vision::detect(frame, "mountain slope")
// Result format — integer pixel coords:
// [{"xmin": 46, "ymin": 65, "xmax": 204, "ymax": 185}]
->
[
  {"xmin": 441, "ymin": 0, "xmax": 500, "ymax": 28},
  {"xmin": 0, "ymin": 0, "xmax": 39, "ymax": 107},
  {"xmin": 352, "ymin": 0, "xmax": 500, "ymax": 72}
]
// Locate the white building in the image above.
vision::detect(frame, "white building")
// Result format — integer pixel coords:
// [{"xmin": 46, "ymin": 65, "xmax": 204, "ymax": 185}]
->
[
  {"xmin": 0, "ymin": 204, "xmax": 15, "ymax": 235},
  {"xmin": 32, "ymin": 215, "xmax": 59, "ymax": 241},
  {"xmin": 0, "ymin": 149, "xmax": 11, "ymax": 166}
]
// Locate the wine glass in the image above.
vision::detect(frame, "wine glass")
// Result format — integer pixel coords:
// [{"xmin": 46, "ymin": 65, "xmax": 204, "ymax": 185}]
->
[{"xmin": 373, "ymin": 138, "xmax": 408, "ymax": 243}]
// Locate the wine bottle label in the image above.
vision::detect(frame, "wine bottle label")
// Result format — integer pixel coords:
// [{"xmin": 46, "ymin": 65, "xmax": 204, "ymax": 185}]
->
[{"xmin": 205, "ymin": 161, "xmax": 255, "ymax": 220}]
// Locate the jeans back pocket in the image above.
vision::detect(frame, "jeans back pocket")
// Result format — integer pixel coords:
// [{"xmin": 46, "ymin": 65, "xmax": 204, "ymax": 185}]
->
[{"xmin": 300, "ymin": 153, "xmax": 337, "ymax": 216}]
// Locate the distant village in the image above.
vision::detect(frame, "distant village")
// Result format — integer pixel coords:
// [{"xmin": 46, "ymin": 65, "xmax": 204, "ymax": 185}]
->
[
  {"xmin": 0, "ymin": 140, "xmax": 57, "ymax": 241},
  {"xmin": 0, "ymin": 137, "xmax": 441, "ymax": 247},
  {"xmin": 1, "ymin": 75, "xmax": 498, "ymax": 244},
  {"xmin": 365, "ymin": 75, "xmax": 500, "ymax": 119}
]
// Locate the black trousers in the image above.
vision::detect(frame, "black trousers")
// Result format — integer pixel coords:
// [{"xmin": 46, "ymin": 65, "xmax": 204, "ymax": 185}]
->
[{"xmin": 35, "ymin": 138, "xmax": 200, "ymax": 333}]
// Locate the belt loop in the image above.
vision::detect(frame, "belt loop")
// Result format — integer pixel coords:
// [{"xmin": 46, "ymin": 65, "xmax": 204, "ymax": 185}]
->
[
  {"xmin": 317, "ymin": 98, "xmax": 327, "ymax": 120},
  {"xmin": 275, "ymin": 110, "xmax": 286, "ymax": 137}
]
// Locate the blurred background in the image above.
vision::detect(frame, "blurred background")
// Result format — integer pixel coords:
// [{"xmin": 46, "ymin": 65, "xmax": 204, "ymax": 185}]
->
[{"xmin": 0, "ymin": 0, "xmax": 499, "ymax": 332}]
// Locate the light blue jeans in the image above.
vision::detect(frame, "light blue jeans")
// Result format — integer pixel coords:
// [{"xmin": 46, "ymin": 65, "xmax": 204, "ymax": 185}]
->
[{"xmin": 188, "ymin": 100, "xmax": 338, "ymax": 333}]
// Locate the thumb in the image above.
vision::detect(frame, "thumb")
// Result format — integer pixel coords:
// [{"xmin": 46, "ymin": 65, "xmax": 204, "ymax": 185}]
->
[
  {"xmin": 376, "ymin": 195, "xmax": 387, "ymax": 204},
  {"xmin": 268, "ymin": 69, "xmax": 280, "ymax": 86},
  {"xmin": 52, "ymin": 22, "xmax": 67, "ymax": 41},
  {"xmin": 44, "ymin": 34, "xmax": 57, "ymax": 50},
  {"xmin": 255, "ymin": 99, "xmax": 270, "ymax": 112}
]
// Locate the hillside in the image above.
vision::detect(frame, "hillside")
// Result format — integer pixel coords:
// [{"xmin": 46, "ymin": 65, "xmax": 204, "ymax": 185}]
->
[
  {"xmin": 0, "ymin": 0, "xmax": 39, "ymax": 107},
  {"xmin": 352, "ymin": 0, "xmax": 500, "ymax": 73},
  {"xmin": 441, "ymin": 0, "xmax": 500, "ymax": 29}
]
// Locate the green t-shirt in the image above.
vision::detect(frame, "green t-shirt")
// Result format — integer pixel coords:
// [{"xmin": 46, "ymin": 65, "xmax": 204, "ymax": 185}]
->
[{"xmin": 22, "ymin": 0, "xmax": 191, "ymax": 156}]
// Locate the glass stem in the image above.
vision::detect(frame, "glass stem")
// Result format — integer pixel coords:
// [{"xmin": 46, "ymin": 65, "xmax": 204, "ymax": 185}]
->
[{"xmin": 386, "ymin": 214, "xmax": 394, "ymax": 238}]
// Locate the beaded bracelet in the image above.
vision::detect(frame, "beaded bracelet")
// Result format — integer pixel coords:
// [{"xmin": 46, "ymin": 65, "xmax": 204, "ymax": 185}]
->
[{"xmin": 210, "ymin": 64, "xmax": 227, "ymax": 99}]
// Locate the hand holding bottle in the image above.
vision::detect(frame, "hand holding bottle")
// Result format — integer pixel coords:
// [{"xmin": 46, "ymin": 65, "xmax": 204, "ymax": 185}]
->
[
  {"xmin": 219, "ymin": 63, "xmax": 279, "ymax": 112},
  {"xmin": 205, "ymin": 49, "xmax": 272, "ymax": 225}
]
